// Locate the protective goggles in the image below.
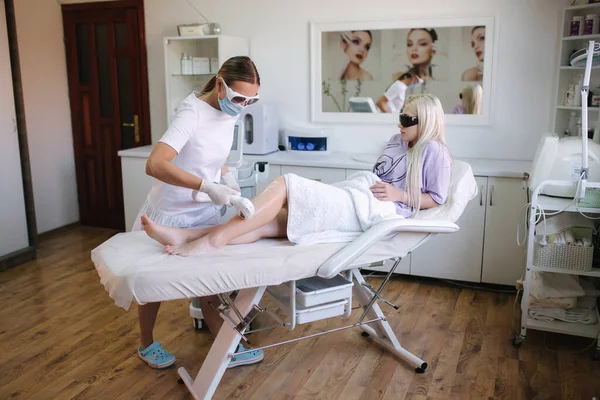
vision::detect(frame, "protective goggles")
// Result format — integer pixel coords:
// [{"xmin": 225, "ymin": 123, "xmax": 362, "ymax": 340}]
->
[
  {"xmin": 399, "ymin": 113, "xmax": 419, "ymax": 127},
  {"xmin": 221, "ymin": 78, "xmax": 259, "ymax": 105}
]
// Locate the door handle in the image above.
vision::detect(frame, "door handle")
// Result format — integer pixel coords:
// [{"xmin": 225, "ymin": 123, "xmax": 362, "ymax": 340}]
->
[
  {"xmin": 480, "ymin": 185, "xmax": 484, "ymax": 206},
  {"xmin": 122, "ymin": 114, "xmax": 140, "ymax": 143},
  {"xmin": 489, "ymin": 185, "xmax": 495, "ymax": 206}
]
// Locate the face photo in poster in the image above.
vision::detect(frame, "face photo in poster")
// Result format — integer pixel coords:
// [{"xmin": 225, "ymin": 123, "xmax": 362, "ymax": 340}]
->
[
  {"xmin": 462, "ymin": 25, "xmax": 485, "ymax": 82},
  {"xmin": 311, "ymin": 17, "xmax": 495, "ymax": 125}
]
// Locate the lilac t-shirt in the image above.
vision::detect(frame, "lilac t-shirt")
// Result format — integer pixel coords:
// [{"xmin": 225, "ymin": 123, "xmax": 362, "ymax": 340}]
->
[{"xmin": 373, "ymin": 135, "xmax": 452, "ymax": 217}]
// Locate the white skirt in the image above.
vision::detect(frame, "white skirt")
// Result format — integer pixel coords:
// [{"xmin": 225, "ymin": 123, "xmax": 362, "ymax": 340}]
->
[{"xmin": 131, "ymin": 200, "xmax": 223, "ymax": 232}]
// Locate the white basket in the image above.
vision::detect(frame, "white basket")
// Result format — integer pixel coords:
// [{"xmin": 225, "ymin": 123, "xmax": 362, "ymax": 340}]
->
[{"xmin": 533, "ymin": 228, "xmax": 594, "ymax": 272}]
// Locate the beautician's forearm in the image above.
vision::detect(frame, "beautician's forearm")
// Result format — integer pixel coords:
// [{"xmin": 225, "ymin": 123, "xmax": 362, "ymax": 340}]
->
[
  {"xmin": 376, "ymin": 97, "xmax": 389, "ymax": 113},
  {"xmin": 146, "ymin": 159, "xmax": 202, "ymax": 190}
]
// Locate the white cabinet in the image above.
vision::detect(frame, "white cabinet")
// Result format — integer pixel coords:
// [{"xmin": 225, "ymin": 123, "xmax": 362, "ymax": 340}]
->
[
  {"xmin": 481, "ymin": 177, "xmax": 528, "ymax": 286},
  {"xmin": 409, "ymin": 176, "xmax": 527, "ymax": 285},
  {"xmin": 164, "ymin": 35, "xmax": 248, "ymax": 122},
  {"xmin": 121, "ymin": 156, "xmax": 153, "ymax": 231},
  {"xmin": 410, "ymin": 176, "xmax": 487, "ymax": 283},
  {"xmin": 280, "ymin": 166, "xmax": 346, "ymax": 184}
]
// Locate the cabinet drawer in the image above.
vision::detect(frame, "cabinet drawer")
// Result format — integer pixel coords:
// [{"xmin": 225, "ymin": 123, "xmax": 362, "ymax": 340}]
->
[{"xmin": 280, "ymin": 166, "xmax": 345, "ymax": 184}]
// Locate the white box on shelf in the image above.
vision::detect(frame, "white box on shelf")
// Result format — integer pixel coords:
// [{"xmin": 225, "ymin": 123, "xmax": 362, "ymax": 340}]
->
[
  {"xmin": 192, "ymin": 57, "xmax": 210, "ymax": 75},
  {"xmin": 177, "ymin": 24, "xmax": 204, "ymax": 36},
  {"xmin": 210, "ymin": 57, "xmax": 219, "ymax": 73}
]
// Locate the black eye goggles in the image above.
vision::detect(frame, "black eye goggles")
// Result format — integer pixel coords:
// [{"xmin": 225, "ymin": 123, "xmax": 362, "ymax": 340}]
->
[{"xmin": 399, "ymin": 113, "xmax": 419, "ymax": 127}]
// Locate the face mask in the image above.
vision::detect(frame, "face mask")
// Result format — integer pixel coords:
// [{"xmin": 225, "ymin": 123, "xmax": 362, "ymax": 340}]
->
[
  {"xmin": 408, "ymin": 77, "xmax": 424, "ymax": 89},
  {"xmin": 218, "ymin": 94, "xmax": 244, "ymax": 117}
]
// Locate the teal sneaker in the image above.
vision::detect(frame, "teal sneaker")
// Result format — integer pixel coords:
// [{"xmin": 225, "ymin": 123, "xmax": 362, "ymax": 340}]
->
[
  {"xmin": 227, "ymin": 343, "xmax": 264, "ymax": 368},
  {"xmin": 137, "ymin": 341, "xmax": 176, "ymax": 369}
]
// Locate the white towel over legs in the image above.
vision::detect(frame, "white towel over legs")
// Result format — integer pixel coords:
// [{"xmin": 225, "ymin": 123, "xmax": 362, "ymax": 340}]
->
[{"xmin": 284, "ymin": 171, "xmax": 402, "ymax": 245}]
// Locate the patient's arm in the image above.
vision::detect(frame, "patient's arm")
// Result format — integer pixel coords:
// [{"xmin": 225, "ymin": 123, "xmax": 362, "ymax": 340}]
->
[
  {"xmin": 419, "ymin": 193, "xmax": 440, "ymax": 209},
  {"xmin": 370, "ymin": 181, "xmax": 441, "ymax": 210}
]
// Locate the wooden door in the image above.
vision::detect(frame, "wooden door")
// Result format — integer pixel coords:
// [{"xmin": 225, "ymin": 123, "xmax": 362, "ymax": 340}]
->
[
  {"xmin": 62, "ymin": 0, "xmax": 151, "ymax": 230},
  {"xmin": 410, "ymin": 176, "xmax": 487, "ymax": 283},
  {"xmin": 482, "ymin": 177, "xmax": 528, "ymax": 286}
]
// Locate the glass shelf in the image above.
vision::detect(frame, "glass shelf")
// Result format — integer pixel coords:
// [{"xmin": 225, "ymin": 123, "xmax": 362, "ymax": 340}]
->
[
  {"xmin": 556, "ymin": 105, "xmax": 600, "ymax": 111},
  {"xmin": 530, "ymin": 265, "xmax": 600, "ymax": 278},
  {"xmin": 527, "ymin": 316, "xmax": 599, "ymax": 339},
  {"xmin": 560, "ymin": 65, "xmax": 600, "ymax": 69},
  {"xmin": 536, "ymin": 194, "xmax": 600, "ymax": 213},
  {"xmin": 562, "ymin": 34, "xmax": 600, "ymax": 41},
  {"xmin": 566, "ymin": 3, "xmax": 600, "ymax": 12}
]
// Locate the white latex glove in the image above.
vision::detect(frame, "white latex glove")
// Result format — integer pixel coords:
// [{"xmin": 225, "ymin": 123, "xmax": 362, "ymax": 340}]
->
[
  {"xmin": 221, "ymin": 171, "xmax": 241, "ymax": 193},
  {"xmin": 198, "ymin": 180, "xmax": 240, "ymax": 206}
]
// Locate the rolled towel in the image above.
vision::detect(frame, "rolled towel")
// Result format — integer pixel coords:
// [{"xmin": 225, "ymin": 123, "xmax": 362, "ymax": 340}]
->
[{"xmin": 564, "ymin": 229, "xmax": 575, "ymax": 245}]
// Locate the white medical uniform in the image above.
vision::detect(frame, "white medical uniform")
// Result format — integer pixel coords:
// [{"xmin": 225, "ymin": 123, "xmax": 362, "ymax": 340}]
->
[
  {"xmin": 132, "ymin": 92, "xmax": 237, "ymax": 231},
  {"xmin": 383, "ymin": 81, "xmax": 408, "ymax": 113}
]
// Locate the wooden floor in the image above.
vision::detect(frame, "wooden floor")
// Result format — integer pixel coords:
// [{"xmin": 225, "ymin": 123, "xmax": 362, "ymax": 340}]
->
[{"xmin": 1, "ymin": 226, "xmax": 599, "ymax": 400}]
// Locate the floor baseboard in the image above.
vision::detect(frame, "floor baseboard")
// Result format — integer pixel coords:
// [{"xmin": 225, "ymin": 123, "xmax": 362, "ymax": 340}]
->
[{"xmin": 0, "ymin": 246, "xmax": 36, "ymax": 272}]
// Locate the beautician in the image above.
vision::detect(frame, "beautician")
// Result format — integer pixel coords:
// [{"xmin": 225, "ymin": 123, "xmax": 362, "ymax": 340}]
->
[
  {"xmin": 376, "ymin": 70, "xmax": 423, "ymax": 113},
  {"xmin": 132, "ymin": 56, "xmax": 264, "ymax": 369}
]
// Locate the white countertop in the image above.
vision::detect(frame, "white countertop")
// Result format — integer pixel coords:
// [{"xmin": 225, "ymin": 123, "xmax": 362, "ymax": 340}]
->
[{"xmin": 119, "ymin": 145, "xmax": 531, "ymax": 179}]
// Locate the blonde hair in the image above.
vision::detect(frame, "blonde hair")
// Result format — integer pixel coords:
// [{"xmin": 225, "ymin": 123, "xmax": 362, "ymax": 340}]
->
[
  {"xmin": 461, "ymin": 83, "xmax": 482, "ymax": 115},
  {"xmin": 402, "ymin": 94, "xmax": 451, "ymax": 216}
]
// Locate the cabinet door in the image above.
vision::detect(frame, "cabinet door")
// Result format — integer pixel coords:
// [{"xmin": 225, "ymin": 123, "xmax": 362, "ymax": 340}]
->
[
  {"xmin": 280, "ymin": 166, "xmax": 346, "ymax": 184},
  {"xmin": 410, "ymin": 176, "xmax": 487, "ymax": 283},
  {"xmin": 482, "ymin": 177, "xmax": 527, "ymax": 286},
  {"xmin": 121, "ymin": 157, "xmax": 153, "ymax": 231}
]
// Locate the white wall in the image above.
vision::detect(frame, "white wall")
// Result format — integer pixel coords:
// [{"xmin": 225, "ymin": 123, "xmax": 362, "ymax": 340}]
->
[
  {"xmin": 144, "ymin": 0, "xmax": 564, "ymax": 160},
  {"xmin": 0, "ymin": 2, "xmax": 28, "ymax": 256},
  {"xmin": 14, "ymin": 0, "xmax": 564, "ymax": 231},
  {"xmin": 15, "ymin": 0, "xmax": 79, "ymax": 234}
]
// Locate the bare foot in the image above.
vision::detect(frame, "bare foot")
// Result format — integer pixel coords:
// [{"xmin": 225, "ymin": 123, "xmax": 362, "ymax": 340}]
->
[
  {"xmin": 165, "ymin": 235, "xmax": 224, "ymax": 257},
  {"xmin": 141, "ymin": 215, "xmax": 199, "ymax": 246}
]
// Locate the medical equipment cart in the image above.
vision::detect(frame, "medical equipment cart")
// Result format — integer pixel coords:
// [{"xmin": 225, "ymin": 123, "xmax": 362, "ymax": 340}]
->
[{"xmin": 514, "ymin": 179, "xmax": 600, "ymax": 359}]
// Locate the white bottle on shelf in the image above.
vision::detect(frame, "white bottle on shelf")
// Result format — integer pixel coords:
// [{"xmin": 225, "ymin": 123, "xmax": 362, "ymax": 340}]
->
[
  {"xmin": 566, "ymin": 83, "xmax": 575, "ymax": 106},
  {"xmin": 181, "ymin": 53, "xmax": 192, "ymax": 75},
  {"xmin": 565, "ymin": 111, "xmax": 577, "ymax": 136},
  {"xmin": 574, "ymin": 74, "xmax": 583, "ymax": 107}
]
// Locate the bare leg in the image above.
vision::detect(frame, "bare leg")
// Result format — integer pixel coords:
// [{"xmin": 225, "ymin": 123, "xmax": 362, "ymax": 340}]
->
[
  {"xmin": 229, "ymin": 208, "xmax": 288, "ymax": 245},
  {"xmin": 141, "ymin": 215, "xmax": 215, "ymax": 246},
  {"xmin": 166, "ymin": 177, "xmax": 288, "ymax": 256},
  {"xmin": 138, "ymin": 302, "xmax": 161, "ymax": 349}
]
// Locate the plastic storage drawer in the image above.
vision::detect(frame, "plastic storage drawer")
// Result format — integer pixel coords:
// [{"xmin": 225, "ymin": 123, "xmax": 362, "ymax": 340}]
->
[{"xmin": 293, "ymin": 275, "xmax": 353, "ymax": 307}]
